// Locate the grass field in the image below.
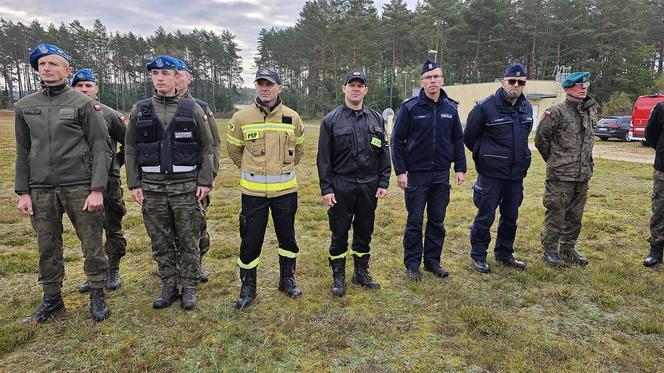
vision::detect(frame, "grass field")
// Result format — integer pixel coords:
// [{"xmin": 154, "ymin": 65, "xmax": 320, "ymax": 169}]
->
[{"xmin": 0, "ymin": 117, "xmax": 663, "ymax": 371}]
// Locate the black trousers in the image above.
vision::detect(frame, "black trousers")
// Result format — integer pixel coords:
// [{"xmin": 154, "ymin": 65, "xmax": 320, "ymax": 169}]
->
[
  {"xmin": 238, "ymin": 192, "xmax": 299, "ymax": 268},
  {"xmin": 328, "ymin": 179, "xmax": 379, "ymax": 258}
]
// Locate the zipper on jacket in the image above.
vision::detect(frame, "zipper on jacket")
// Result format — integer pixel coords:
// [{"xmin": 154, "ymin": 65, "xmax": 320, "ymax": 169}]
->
[
  {"xmin": 432, "ymin": 104, "xmax": 437, "ymax": 169},
  {"xmin": 48, "ymin": 88, "xmax": 57, "ymax": 187}
]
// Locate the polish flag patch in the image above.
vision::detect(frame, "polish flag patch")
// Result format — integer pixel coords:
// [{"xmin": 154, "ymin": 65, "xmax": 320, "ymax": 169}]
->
[
  {"xmin": 94, "ymin": 104, "xmax": 101, "ymax": 111},
  {"xmin": 544, "ymin": 110, "xmax": 551, "ymax": 116}
]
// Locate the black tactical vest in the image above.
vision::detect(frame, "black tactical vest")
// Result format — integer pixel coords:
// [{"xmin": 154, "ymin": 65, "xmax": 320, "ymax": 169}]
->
[{"xmin": 135, "ymin": 97, "xmax": 199, "ymax": 174}]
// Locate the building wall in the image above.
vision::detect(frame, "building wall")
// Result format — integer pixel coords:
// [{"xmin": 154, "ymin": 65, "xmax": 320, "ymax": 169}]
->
[{"xmin": 441, "ymin": 80, "xmax": 565, "ymax": 128}]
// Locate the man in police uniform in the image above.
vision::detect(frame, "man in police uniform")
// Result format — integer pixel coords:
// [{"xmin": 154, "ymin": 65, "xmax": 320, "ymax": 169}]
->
[
  {"xmin": 391, "ymin": 59, "xmax": 466, "ymax": 281},
  {"xmin": 643, "ymin": 101, "xmax": 664, "ymax": 267},
  {"xmin": 71, "ymin": 68, "xmax": 127, "ymax": 292},
  {"xmin": 464, "ymin": 63, "xmax": 533, "ymax": 273},
  {"xmin": 226, "ymin": 67, "xmax": 305, "ymax": 308},
  {"xmin": 174, "ymin": 58, "xmax": 221, "ymax": 283},
  {"xmin": 125, "ymin": 55, "xmax": 214, "ymax": 310},
  {"xmin": 535, "ymin": 72, "xmax": 599, "ymax": 267},
  {"xmin": 317, "ymin": 70, "xmax": 391, "ymax": 297},
  {"xmin": 16, "ymin": 44, "xmax": 113, "ymax": 323}
]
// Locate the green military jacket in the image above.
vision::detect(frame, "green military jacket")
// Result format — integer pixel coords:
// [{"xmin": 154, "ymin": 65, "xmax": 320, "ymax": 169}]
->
[
  {"xmin": 100, "ymin": 103, "xmax": 126, "ymax": 178},
  {"xmin": 124, "ymin": 90, "xmax": 214, "ymax": 190},
  {"xmin": 14, "ymin": 82, "xmax": 112, "ymax": 194},
  {"xmin": 183, "ymin": 91, "xmax": 221, "ymax": 177},
  {"xmin": 535, "ymin": 95, "xmax": 600, "ymax": 182}
]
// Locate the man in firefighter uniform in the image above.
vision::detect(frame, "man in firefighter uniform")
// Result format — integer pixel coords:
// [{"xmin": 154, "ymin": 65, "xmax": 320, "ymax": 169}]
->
[
  {"xmin": 535, "ymin": 72, "xmax": 599, "ymax": 267},
  {"xmin": 226, "ymin": 67, "xmax": 305, "ymax": 309},
  {"xmin": 125, "ymin": 55, "xmax": 214, "ymax": 310},
  {"xmin": 391, "ymin": 58, "xmax": 466, "ymax": 281},
  {"xmin": 71, "ymin": 68, "xmax": 128, "ymax": 291},
  {"xmin": 463, "ymin": 63, "xmax": 532, "ymax": 273},
  {"xmin": 317, "ymin": 70, "xmax": 391, "ymax": 297},
  {"xmin": 16, "ymin": 44, "xmax": 113, "ymax": 323},
  {"xmin": 174, "ymin": 58, "xmax": 221, "ymax": 283}
]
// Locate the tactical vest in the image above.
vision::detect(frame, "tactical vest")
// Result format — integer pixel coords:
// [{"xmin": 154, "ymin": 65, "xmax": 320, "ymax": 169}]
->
[{"xmin": 135, "ymin": 97, "xmax": 199, "ymax": 174}]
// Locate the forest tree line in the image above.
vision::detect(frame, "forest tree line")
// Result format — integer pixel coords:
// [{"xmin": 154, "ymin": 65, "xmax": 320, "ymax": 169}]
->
[
  {"xmin": 256, "ymin": 0, "xmax": 664, "ymax": 117},
  {"xmin": 0, "ymin": 19, "xmax": 243, "ymax": 112}
]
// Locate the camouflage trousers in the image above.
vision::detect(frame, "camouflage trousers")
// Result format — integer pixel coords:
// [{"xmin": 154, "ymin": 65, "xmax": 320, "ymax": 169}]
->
[
  {"xmin": 541, "ymin": 180, "xmax": 589, "ymax": 253},
  {"xmin": 648, "ymin": 171, "xmax": 664, "ymax": 249},
  {"xmin": 104, "ymin": 176, "xmax": 127, "ymax": 269},
  {"xmin": 142, "ymin": 181, "xmax": 202, "ymax": 288},
  {"xmin": 30, "ymin": 185, "xmax": 107, "ymax": 295}
]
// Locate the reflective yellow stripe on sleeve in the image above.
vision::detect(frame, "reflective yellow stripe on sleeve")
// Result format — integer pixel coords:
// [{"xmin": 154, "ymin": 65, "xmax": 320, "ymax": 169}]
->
[
  {"xmin": 296, "ymin": 135, "xmax": 305, "ymax": 145},
  {"xmin": 226, "ymin": 133, "xmax": 245, "ymax": 146}
]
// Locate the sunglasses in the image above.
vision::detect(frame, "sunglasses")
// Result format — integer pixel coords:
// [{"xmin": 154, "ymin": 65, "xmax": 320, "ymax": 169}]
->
[{"xmin": 505, "ymin": 79, "xmax": 527, "ymax": 86}]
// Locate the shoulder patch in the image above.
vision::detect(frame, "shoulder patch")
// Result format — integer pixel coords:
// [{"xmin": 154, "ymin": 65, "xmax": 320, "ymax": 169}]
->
[
  {"xmin": 544, "ymin": 110, "xmax": 551, "ymax": 117},
  {"xmin": 228, "ymin": 121, "xmax": 235, "ymax": 131},
  {"xmin": 94, "ymin": 104, "xmax": 101, "ymax": 111},
  {"xmin": 120, "ymin": 115, "xmax": 126, "ymax": 122}
]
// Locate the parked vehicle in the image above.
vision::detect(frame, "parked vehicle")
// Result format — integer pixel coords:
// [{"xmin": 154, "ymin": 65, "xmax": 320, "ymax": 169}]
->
[
  {"xmin": 595, "ymin": 116, "xmax": 632, "ymax": 141},
  {"xmin": 631, "ymin": 94, "xmax": 664, "ymax": 145}
]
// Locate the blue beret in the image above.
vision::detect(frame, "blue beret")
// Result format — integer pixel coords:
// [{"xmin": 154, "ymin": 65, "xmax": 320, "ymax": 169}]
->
[
  {"xmin": 175, "ymin": 58, "xmax": 189, "ymax": 71},
  {"xmin": 344, "ymin": 69, "xmax": 367, "ymax": 85},
  {"xmin": 29, "ymin": 43, "xmax": 70, "ymax": 71},
  {"xmin": 561, "ymin": 72, "xmax": 590, "ymax": 88},
  {"xmin": 254, "ymin": 67, "xmax": 281, "ymax": 85},
  {"xmin": 146, "ymin": 55, "xmax": 179, "ymax": 71},
  {"xmin": 504, "ymin": 63, "xmax": 527, "ymax": 78},
  {"xmin": 420, "ymin": 58, "xmax": 440, "ymax": 75},
  {"xmin": 71, "ymin": 68, "xmax": 96, "ymax": 86}
]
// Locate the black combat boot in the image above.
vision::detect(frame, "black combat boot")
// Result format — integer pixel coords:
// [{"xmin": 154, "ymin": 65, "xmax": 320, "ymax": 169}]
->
[
  {"xmin": 153, "ymin": 283, "xmax": 180, "ymax": 309},
  {"xmin": 329, "ymin": 258, "xmax": 346, "ymax": 297},
  {"xmin": 643, "ymin": 246, "xmax": 663, "ymax": 267},
  {"xmin": 278, "ymin": 256, "xmax": 302, "ymax": 298},
  {"xmin": 543, "ymin": 250, "xmax": 567, "ymax": 267},
  {"xmin": 78, "ymin": 281, "xmax": 92, "ymax": 293},
  {"xmin": 560, "ymin": 248, "xmax": 589, "ymax": 266},
  {"xmin": 352, "ymin": 254, "xmax": 380, "ymax": 289},
  {"xmin": 106, "ymin": 269, "xmax": 122, "ymax": 290},
  {"xmin": 235, "ymin": 268, "xmax": 257, "ymax": 309},
  {"xmin": 22, "ymin": 293, "xmax": 66, "ymax": 324},
  {"xmin": 90, "ymin": 288, "xmax": 111, "ymax": 322},
  {"xmin": 181, "ymin": 287, "xmax": 196, "ymax": 310}
]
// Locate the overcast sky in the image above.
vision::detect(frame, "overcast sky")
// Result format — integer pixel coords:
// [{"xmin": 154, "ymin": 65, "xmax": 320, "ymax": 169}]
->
[{"xmin": 0, "ymin": 0, "xmax": 419, "ymax": 87}]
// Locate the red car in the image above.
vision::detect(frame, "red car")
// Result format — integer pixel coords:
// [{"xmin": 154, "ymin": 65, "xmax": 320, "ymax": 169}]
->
[{"xmin": 631, "ymin": 94, "xmax": 664, "ymax": 144}]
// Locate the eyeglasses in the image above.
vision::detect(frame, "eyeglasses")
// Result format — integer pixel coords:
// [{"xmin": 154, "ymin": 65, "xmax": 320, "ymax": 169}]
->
[
  {"xmin": 505, "ymin": 79, "xmax": 526, "ymax": 86},
  {"xmin": 574, "ymin": 82, "xmax": 590, "ymax": 88},
  {"xmin": 421, "ymin": 74, "xmax": 442, "ymax": 81}
]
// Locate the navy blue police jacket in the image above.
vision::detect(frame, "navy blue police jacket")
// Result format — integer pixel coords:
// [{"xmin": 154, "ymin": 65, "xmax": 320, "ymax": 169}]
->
[
  {"xmin": 463, "ymin": 88, "xmax": 533, "ymax": 180},
  {"xmin": 391, "ymin": 88, "xmax": 467, "ymax": 176}
]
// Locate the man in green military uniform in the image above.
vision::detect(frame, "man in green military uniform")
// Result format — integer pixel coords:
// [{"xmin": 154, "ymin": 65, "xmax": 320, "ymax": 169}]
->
[
  {"xmin": 174, "ymin": 58, "xmax": 220, "ymax": 283},
  {"xmin": 125, "ymin": 55, "xmax": 214, "ymax": 310},
  {"xmin": 16, "ymin": 44, "xmax": 113, "ymax": 323},
  {"xmin": 71, "ymin": 68, "xmax": 127, "ymax": 292},
  {"xmin": 643, "ymin": 101, "xmax": 664, "ymax": 267},
  {"xmin": 535, "ymin": 72, "xmax": 599, "ymax": 267}
]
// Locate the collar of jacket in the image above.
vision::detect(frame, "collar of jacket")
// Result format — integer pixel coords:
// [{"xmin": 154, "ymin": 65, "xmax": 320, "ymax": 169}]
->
[
  {"xmin": 152, "ymin": 89, "xmax": 180, "ymax": 105},
  {"xmin": 40, "ymin": 81, "xmax": 69, "ymax": 96},
  {"xmin": 342, "ymin": 103, "xmax": 368, "ymax": 117},
  {"xmin": 255, "ymin": 96, "xmax": 282, "ymax": 116},
  {"xmin": 417, "ymin": 87, "xmax": 449, "ymax": 106}
]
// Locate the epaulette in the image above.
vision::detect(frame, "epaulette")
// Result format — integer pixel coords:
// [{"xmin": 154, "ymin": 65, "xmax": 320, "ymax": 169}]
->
[
  {"xmin": 444, "ymin": 96, "xmax": 459, "ymax": 107},
  {"xmin": 476, "ymin": 94, "xmax": 494, "ymax": 106}
]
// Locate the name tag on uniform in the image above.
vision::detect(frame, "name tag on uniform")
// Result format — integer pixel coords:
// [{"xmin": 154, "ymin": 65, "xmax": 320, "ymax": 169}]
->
[
  {"xmin": 174, "ymin": 131, "xmax": 193, "ymax": 139},
  {"xmin": 413, "ymin": 114, "xmax": 430, "ymax": 120},
  {"xmin": 59, "ymin": 108, "xmax": 75, "ymax": 120},
  {"xmin": 440, "ymin": 113, "xmax": 452, "ymax": 119},
  {"xmin": 371, "ymin": 137, "xmax": 382, "ymax": 147}
]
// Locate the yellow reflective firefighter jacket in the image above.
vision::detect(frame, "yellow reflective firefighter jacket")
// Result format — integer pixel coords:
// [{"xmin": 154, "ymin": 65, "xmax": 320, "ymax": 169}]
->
[{"xmin": 226, "ymin": 98, "xmax": 304, "ymax": 197}]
